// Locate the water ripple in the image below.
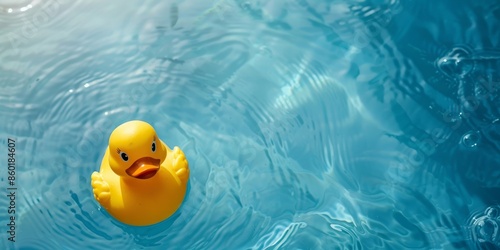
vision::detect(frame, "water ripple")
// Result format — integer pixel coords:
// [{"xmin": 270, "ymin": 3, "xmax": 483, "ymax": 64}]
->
[
  {"xmin": 470, "ymin": 206, "xmax": 500, "ymax": 250},
  {"xmin": 0, "ymin": 0, "xmax": 84, "ymax": 55}
]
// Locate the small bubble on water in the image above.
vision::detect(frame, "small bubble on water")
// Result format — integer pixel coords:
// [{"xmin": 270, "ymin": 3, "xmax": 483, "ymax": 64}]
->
[
  {"xmin": 472, "ymin": 206, "xmax": 500, "ymax": 248},
  {"xmin": 436, "ymin": 47, "xmax": 475, "ymax": 78},
  {"xmin": 461, "ymin": 131, "xmax": 481, "ymax": 148}
]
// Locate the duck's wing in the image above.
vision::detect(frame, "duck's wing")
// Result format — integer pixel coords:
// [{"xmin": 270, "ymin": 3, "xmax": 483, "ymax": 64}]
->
[{"xmin": 91, "ymin": 172, "xmax": 111, "ymax": 208}]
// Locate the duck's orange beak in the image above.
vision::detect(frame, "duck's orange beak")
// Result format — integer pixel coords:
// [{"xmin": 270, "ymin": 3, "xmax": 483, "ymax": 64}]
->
[{"xmin": 126, "ymin": 157, "xmax": 161, "ymax": 179}]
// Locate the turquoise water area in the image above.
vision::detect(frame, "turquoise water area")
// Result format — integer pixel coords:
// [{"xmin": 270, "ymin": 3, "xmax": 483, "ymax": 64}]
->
[{"xmin": 1, "ymin": 0, "xmax": 500, "ymax": 249}]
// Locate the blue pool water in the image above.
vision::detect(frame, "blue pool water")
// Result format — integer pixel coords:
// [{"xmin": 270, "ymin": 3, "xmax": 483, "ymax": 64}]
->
[{"xmin": 1, "ymin": 0, "xmax": 500, "ymax": 249}]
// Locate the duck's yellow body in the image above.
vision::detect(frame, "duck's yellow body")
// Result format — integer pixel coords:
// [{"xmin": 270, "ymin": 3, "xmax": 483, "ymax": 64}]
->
[{"xmin": 91, "ymin": 120, "xmax": 189, "ymax": 226}]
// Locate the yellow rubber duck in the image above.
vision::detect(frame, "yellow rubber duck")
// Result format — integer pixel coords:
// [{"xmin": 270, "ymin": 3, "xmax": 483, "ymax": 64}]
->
[{"xmin": 91, "ymin": 120, "xmax": 189, "ymax": 226}]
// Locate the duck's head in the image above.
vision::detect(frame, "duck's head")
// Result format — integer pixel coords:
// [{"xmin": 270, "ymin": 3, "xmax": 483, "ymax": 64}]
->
[{"xmin": 108, "ymin": 120, "xmax": 167, "ymax": 180}]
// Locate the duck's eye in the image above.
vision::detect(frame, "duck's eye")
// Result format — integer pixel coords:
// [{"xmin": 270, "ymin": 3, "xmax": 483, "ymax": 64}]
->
[
  {"xmin": 152, "ymin": 140, "xmax": 156, "ymax": 152},
  {"xmin": 120, "ymin": 152, "xmax": 129, "ymax": 161}
]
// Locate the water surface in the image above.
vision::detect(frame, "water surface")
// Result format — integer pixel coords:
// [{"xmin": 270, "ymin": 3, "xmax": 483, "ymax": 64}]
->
[{"xmin": 0, "ymin": 0, "xmax": 499, "ymax": 249}]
